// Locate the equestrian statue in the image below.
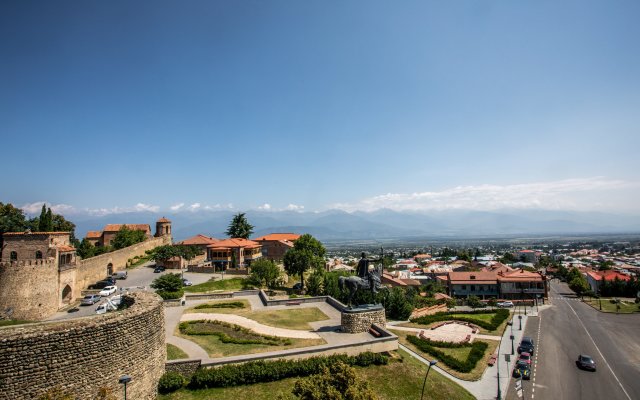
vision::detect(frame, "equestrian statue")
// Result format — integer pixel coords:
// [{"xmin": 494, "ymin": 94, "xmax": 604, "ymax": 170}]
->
[{"xmin": 338, "ymin": 252, "xmax": 386, "ymax": 308}]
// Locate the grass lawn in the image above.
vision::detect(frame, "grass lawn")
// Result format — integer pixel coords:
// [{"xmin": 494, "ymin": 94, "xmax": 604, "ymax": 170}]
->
[
  {"xmin": 184, "ymin": 278, "xmax": 254, "ymax": 293},
  {"xmin": 167, "ymin": 344, "xmax": 189, "ymax": 360},
  {"xmin": 584, "ymin": 298, "xmax": 639, "ymax": 313},
  {"xmin": 176, "ymin": 329, "xmax": 325, "ymax": 358},
  {"xmin": 0, "ymin": 320, "xmax": 31, "ymax": 327},
  {"xmin": 158, "ymin": 349, "xmax": 474, "ymax": 400},
  {"xmin": 391, "ymin": 329, "xmax": 499, "ymax": 381},
  {"xmin": 185, "ymin": 300, "xmax": 330, "ymax": 330},
  {"xmin": 400, "ymin": 311, "xmax": 510, "ymax": 336}
]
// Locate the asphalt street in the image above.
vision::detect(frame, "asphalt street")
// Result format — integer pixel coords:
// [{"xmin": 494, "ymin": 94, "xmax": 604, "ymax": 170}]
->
[{"xmin": 506, "ymin": 281, "xmax": 640, "ymax": 400}]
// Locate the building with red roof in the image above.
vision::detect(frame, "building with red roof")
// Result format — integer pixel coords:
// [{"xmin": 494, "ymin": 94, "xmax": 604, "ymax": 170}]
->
[
  {"xmin": 207, "ymin": 238, "xmax": 262, "ymax": 269},
  {"xmin": 252, "ymin": 233, "xmax": 300, "ymax": 261},
  {"xmin": 586, "ymin": 270, "xmax": 631, "ymax": 294}
]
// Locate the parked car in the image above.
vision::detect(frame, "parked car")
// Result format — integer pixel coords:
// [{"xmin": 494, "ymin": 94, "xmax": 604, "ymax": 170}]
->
[
  {"xmin": 519, "ymin": 352, "xmax": 532, "ymax": 365},
  {"xmin": 518, "ymin": 336, "xmax": 535, "ymax": 355},
  {"xmin": 576, "ymin": 354, "xmax": 596, "ymax": 371},
  {"xmin": 112, "ymin": 271, "xmax": 128, "ymax": 280},
  {"xmin": 80, "ymin": 294, "xmax": 101, "ymax": 305},
  {"xmin": 512, "ymin": 360, "xmax": 531, "ymax": 380},
  {"xmin": 153, "ymin": 266, "xmax": 165, "ymax": 273},
  {"xmin": 89, "ymin": 280, "xmax": 112, "ymax": 290},
  {"xmin": 99, "ymin": 285, "xmax": 117, "ymax": 297},
  {"xmin": 497, "ymin": 301, "xmax": 514, "ymax": 308},
  {"xmin": 182, "ymin": 279, "xmax": 193, "ymax": 286}
]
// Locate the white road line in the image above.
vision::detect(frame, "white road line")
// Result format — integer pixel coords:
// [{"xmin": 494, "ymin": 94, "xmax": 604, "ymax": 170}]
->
[{"xmin": 564, "ymin": 289, "xmax": 633, "ymax": 400}]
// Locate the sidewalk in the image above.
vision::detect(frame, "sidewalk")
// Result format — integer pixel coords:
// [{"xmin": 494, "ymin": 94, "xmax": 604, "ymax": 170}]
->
[{"xmin": 399, "ymin": 305, "xmax": 551, "ymax": 400}]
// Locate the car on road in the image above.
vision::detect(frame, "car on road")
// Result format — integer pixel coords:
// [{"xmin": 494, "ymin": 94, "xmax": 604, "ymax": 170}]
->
[
  {"xmin": 518, "ymin": 352, "xmax": 532, "ymax": 365},
  {"xmin": 80, "ymin": 294, "xmax": 101, "ymax": 305},
  {"xmin": 153, "ymin": 266, "xmax": 165, "ymax": 273},
  {"xmin": 512, "ymin": 360, "xmax": 531, "ymax": 380},
  {"xmin": 497, "ymin": 301, "xmax": 514, "ymax": 308},
  {"xmin": 182, "ymin": 279, "xmax": 193, "ymax": 286},
  {"xmin": 518, "ymin": 336, "xmax": 535, "ymax": 355},
  {"xmin": 576, "ymin": 354, "xmax": 596, "ymax": 371},
  {"xmin": 99, "ymin": 285, "xmax": 117, "ymax": 296},
  {"xmin": 89, "ymin": 280, "xmax": 112, "ymax": 290},
  {"xmin": 112, "ymin": 271, "xmax": 128, "ymax": 280}
]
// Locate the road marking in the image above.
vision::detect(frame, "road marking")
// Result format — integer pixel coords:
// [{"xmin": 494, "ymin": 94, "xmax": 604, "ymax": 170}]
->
[{"xmin": 562, "ymin": 287, "xmax": 633, "ymax": 400}]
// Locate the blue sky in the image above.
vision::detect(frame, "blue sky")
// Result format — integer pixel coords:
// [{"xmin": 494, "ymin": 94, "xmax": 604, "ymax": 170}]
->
[{"xmin": 2, "ymin": 1, "xmax": 639, "ymax": 216}]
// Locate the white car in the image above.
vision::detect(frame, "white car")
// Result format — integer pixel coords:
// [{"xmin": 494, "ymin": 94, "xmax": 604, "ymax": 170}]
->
[
  {"xmin": 99, "ymin": 285, "xmax": 117, "ymax": 296},
  {"xmin": 497, "ymin": 301, "xmax": 514, "ymax": 308}
]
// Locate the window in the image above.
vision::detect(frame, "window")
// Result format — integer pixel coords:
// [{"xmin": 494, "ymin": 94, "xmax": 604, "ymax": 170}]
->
[
  {"xmin": 35, "ymin": 250, "xmax": 43, "ymax": 259},
  {"xmin": 10, "ymin": 251, "xmax": 17, "ymax": 261},
  {"xmin": 471, "ymin": 285, "xmax": 475, "ymax": 291}
]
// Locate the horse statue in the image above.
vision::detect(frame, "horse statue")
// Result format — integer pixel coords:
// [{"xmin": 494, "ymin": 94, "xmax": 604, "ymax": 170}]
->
[{"xmin": 338, "ymin": 253, "xmax": 386, "ymax": 307}]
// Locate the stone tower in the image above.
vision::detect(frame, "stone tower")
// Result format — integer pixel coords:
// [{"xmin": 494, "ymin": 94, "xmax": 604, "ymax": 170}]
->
[{"xmin": 155, "ymin": 217, "xmax": 172, "ymax": 238}]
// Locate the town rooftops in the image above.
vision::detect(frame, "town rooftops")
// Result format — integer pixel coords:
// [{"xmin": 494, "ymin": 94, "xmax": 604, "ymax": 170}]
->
[
  {"xmin": 103, "ymin": 224, "xmax": 151, "ymax": 232},
  {"xmin": 586, "ymin": 270, "xmax": 631, "ymax": 282},
  {"xmin": 207, "ymin": 238, "xmax": 261, "ymax": 249},
  {"xmin": 498, "ymin": 269, "xmax": 544, "ymax": 282},
  {"xmin": 252, "ymin": 233, "xmax": 301, "ymax": 242},
  {"xmin": 178, "ymin": 234, "xmax": 219, "ymax": 246}
]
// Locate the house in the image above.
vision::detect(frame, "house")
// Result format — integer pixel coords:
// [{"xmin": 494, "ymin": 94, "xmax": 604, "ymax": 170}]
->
[
  {"xmin": 85, "ymin": 223, "xmax": 152, "ymax": 247},
  {"xmin": 159, "ymin": 234, "xmax": 220, "ymax": 269},
  {"xmin": 497, "ymin": 269, "xmax": 547, "ymax": 300},
  {"xmin": 517, "ymin": 250, "xmax": 539, "ymax": 263},
  {"xmin": 585, "ymin": 270, "xmax": 631, "ymax": 294},
  {"xmin": 252, "ymin": 233, "xmax": 300, "ymax": 261},
  {"xmin": 447, "ymin": 271, "xmax": 499, "ymax": 298},
  {"xmin": 206, "ymin": 238, "xmax": 262, "ymax": 269}
]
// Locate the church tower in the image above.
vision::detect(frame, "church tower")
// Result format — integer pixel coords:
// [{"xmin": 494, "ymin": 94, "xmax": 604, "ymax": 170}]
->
[{"xmin": 155, "ymin": 217, "xmax": 172, "ymax": 237}]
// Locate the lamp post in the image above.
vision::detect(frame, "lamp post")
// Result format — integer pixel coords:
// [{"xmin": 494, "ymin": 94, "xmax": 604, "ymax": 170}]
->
[
  {"xmin": 119, "ymin": 375, "xmax": 132, "ymax": 400},
  {"xmin": 518, "ymin": 315, "xmax": 522, "ymax": 330},
  {"xmin": 510, "ymin": 334, "xmax": 515, "ymax": 355},
  {"xmin": 420, "ymin": 360, "xmax": 438, "ymax": 400},
  {"xmin": 496, "ymin": 352, "xmax": 502, "ymax": 400}
]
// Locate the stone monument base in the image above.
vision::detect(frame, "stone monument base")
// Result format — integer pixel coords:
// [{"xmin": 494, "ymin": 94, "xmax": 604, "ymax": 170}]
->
[{"xmin": 341, "ymin": 304, "xmax": 386, "ymax": 334}]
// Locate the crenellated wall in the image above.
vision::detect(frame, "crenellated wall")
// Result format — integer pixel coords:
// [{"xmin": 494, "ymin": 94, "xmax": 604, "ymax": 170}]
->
[
  {"xmin": 0, "ymin": 259, "xmax": 59, "ymax": 320},
  {"xmin": 0, "ymin": 292, "xmax": 165, "ymax": 400}
]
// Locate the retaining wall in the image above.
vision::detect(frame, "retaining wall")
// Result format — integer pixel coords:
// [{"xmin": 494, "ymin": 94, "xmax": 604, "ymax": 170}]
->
[{"xmin": 0, "ymin": 292, "xmax": 165, "ymax": 400}]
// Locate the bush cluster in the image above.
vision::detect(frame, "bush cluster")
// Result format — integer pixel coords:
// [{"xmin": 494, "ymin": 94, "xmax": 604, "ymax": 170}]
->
[
  {"xmin": 407, "ymin": 336, "xmax": 488, "ymax": 373},
  {"xmin": 187, "ymin": 352, "xmax": 388, "ymax": 390},
  {"xmin": 156, "ymin": 290, "xmax": 184, "ymax": 300},
  {"xmin": 411, "ymin": 309, "xmax": 509, "ymax": 331},
  {"xmin": 194, "ymin": 301, "xmax": 245, "ymax": 309},
  {"xmin": 158, "ymin": 371, "xmax": 187, "ymax": 394},
  {"xmin": 178, "ymin": 320, "xmax": 290, "ymax": 346}
]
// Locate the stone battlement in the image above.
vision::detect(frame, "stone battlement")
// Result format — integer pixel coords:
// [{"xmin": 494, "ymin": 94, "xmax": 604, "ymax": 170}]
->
[{"xmin": 0, "ymin": 258, "xmax": 57, "ymax": 269}]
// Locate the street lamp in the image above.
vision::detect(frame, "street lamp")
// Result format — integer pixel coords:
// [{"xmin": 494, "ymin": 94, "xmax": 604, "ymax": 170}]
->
[
  {"xmin": 518, "ymin": 315, "xmax": 522, "ymax": 330},
  {"xmin": 119, "ymin": 375, "xmax": 132, "ymax": 400},
  {"xmin": 420, "ymin": 360, "xmax": 438, "ymax": 400},
  {"xmin": 510, "ymin": 334, "xmax": 515, "ymax": 355}
]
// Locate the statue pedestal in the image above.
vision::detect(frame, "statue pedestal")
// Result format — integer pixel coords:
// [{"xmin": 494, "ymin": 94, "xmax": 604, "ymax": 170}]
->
[{"xmin": 341, "ymin": 304, "xmax": 386, "ymax": 334}]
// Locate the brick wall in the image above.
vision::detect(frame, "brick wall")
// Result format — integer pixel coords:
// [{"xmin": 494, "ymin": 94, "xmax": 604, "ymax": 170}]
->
[
  {"xmin": 0, "ymin": 259, "xmax": 59, "ymax": 320},
  {"xmin": 0, "ymin": 292, "xmax": 165, "ymax": 400}
]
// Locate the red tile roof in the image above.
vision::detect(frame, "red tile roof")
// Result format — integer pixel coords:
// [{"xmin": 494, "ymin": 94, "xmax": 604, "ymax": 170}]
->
[
  {"xmin": 586, "ymin": 270, "xmax": 630, "ymax": 282},
  {"xmin": 157, "ymin": 217, "xmax": 171, "ymax": 223},
  {"xmin": 103, "ymin": 224, "xmax": 151, "ymax": 232},
  {"xmin": 448, "ymin": 271, "xmax": 498, "ymax": 284},
  {"xmin": 252, "ymin": 233, "xmax": 301, "ymax": 242},
  {"xmin": 498, "ymin": 269, "xmax": 544, "ymax": 282},
  {"xmin": 179, "ymin": 234, "xmax": 219, "ymax": 245},
  {"xmin": 57, "ymin": 245, "xmax": 76, "ymax": 252},
  {"xmin": 207, "ymin": 238, "xmax": 261, "ymax": 249},
  {"xmin": 86, "ymin": 231, "xmax": 102, "ymax": 239}
]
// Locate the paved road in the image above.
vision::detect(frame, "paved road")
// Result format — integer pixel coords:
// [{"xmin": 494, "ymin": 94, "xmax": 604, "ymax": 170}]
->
[{"xmin": 506, "ymin": 281, "xmax": 640, "ymax": 400}]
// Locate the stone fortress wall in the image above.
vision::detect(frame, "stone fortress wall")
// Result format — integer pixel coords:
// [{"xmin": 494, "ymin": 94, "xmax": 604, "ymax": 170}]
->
[
  {"xmin": 0, "ymin": 259, "xmax": 59, "ymax": 320},
  {"xmin": 0, "ymin": 292, "xmax": 166, "ymax": 400}
]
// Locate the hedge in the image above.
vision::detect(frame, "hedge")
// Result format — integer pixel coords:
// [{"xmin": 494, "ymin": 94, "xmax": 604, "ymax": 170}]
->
[
  {"xmin": 179, "ymin": 320, "xmax": 290, "ymax": 346},
  {"xmin": 157, "ymin": 290, "xmax": 184, "ymax": 300},
  {"xmin": 187, "ymin": 352, "xmax": 388, "ymax": 390},
  {"xmin": 407, "ymin": 336, "xmax": 488, "ymax": 373},
  {"xmin": 158, "ymin": 371, "xmax": 186, "ymax": 394},
  {"xmin": 194, "ymin": 301, "xmax": 245, "ymax": 309},
  {"xmin": 410, "ymin": 309, "xmax": 509, "ymax": 331}
]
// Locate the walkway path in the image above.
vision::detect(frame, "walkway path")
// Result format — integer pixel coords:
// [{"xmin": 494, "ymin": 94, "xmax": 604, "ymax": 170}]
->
[{"xmin": 180, "ymin": 313, "xmax": 321, "ymax": 339}]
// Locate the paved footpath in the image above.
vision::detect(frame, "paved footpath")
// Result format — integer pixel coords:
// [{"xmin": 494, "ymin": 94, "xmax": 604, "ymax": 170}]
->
[
  {"xmin": 397, "ymin": 306, "xmax": 550, "ymax": 400},
  {"xmin": 180, "ymin": 313, "xmax": 322, "ymax": 339}
]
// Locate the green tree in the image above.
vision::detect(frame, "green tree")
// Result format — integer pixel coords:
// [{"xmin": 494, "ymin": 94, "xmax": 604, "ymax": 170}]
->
[
  {"xmin": 0, "ymin": 202, "xmax": 29, "ymax": 253},
  {"xmin": 283, "ymin": 234, "xmax": 326, "ymax": 289},
  {"xmin": 151, "ymin": 245, "xmax": 180, "ymax": 265},
  {"xmin": 249, "ymin": 258, "xmax": 281, "ymax": 288},
  {"xmin": 384, "ymin": 287, "xmax": 414, "ymax": 320},
  {"xmin": 467, "ymin": 295, "xmax": 484, "ymax": 308},
  {"xmin": 500, "ymin": 252, "xmax": 517, "ymax": 264},
  {"xmin": 151, "ymin": 273, "xmax": 184, "ymax": 299},
  {"xmin": 111, "ymin": 225, "xmax": 147, "ymax": 250},
  {"xmin": 292, "ymin": 361, "xmax": 378, "ymax": 400},
  {"xmin": 38, "ymin": 204, "xmax": 49, "ymax": 232},
  {"xmin": 306, "ymin": 267, "xmax": 325, "ymax": 296},
  {"xmin": 225, "ymin": 213, "xmax": 254, "ymax": 239},
  {"xmin": 76, "ymin": 238, "xmax": 96, "ymax": 259},
  {"xmin": 568, "ymin": 269, "xmax": 590, "ymax": 296},
  {"xmin": 176, "ymin": 245, "xmax": 204, "ymax": 265}
]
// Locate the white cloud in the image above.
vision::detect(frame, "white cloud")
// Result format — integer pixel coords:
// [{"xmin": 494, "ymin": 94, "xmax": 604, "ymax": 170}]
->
[
  {"xmin": 258, "ymin": 203, "xmax": 272, "ymax": 211},
  {"xmin": 285, "ymin": 204, "xmax": 305, "ymax": 211},
  {"xmin": 189, "ymin": 203, "xmax": 201, "ymax": 211},
  {"xmin": 84, "ymin": 203, "xmax": 160, "ymax": 216},
  {"xmin": 330, "ymin": 178, "xmax": 640, "ymax": 213},
  {"xmin": 170, "ymin": 203, "xmax": 185, "ymax": 211},
  {"xmin": 20, "ymin": 202, "xmax": 77, "ymax": 215}
]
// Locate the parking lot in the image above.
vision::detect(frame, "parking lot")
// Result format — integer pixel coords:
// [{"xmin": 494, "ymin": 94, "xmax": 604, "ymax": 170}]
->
[{"xmin": 48, "ymin": 264, "xmax": 217, "ymax": 321}]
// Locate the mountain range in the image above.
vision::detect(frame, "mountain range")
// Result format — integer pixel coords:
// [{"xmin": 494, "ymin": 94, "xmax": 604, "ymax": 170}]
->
[{"xmin": 69, "ymin": 208, "xmax": 640, "ymax": 242}]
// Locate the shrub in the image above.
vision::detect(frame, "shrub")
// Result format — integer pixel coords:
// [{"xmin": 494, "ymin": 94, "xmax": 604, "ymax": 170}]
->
[
  {"xmin": 178, "ymin": 320, "xmax": 290, "ymax": 346},
  {"xmin": 188, "ymin": 352, "xmax": 387, "ymax": 389},
  {"xmin": 157, "ymin": 290, "xmax": 184, "ymax": 300},
  {"xmin": 158, "ymin": 371, "xmax": 186, "ymax": 394},
  {"xmin": 411, "ymin": 309, "xmax": 509, "ymax": 331},
  {"xmin": 407, "ymin": 336, "xmax": 488, "ymax": 373},
  {"xmin": 194, "ymin": 301, "xmax": 245, "ymax": 309}
]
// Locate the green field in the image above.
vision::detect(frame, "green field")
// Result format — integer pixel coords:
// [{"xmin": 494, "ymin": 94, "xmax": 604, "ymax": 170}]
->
[
  {"xmin": 0, "ymin": 320, "xmax": 31, "ymax": 327},
  {"xmin": 584, "ymin": 298, "xmax": 639, "ymax": 313},
  {"xmin": 167, "ymin": 344, "xmax": 189, "ymax": 360},
  {"xmin": 184, "ymin": 278, "xmax": 253, "ymax": 293},
  {"xmin": 158, "ymin": 349, "xmax": 475, "ymax": 400}
]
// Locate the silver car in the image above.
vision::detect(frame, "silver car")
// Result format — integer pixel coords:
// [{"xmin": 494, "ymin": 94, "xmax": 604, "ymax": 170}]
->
[{"xmin": 80, "ymin": 294, "xmax": 101, "ymax": 305}]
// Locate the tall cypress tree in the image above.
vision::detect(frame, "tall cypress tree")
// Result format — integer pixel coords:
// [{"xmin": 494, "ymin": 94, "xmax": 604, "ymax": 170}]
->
[
  {"xmin": 44, "ymin": 207, "xmax": 54, "ymax": 231},
  {"xmin": 38, "ymin": 204, "xmax": 47, "ymax": 232}
]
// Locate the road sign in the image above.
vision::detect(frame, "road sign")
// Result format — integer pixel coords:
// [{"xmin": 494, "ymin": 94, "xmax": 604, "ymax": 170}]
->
[{"xmin": 505, "ymin": 354, "xmax": 511, "ymax": 362}]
